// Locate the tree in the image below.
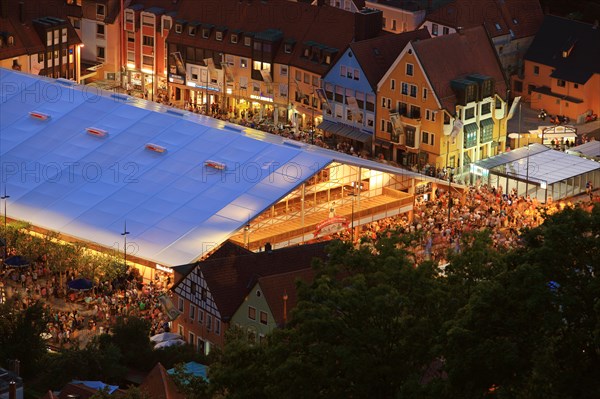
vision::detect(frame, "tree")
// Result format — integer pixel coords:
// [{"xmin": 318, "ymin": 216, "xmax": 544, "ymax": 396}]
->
[
  {"xmin": 0, "ymin": 301, "xmax": 49, "ymax": 377},
  {"xmin": 110, "ymin": 316, "xmax": 154, "ymax": 370},
  {"xmin": 210, "ymin": 239, "xmax": 450, "ymax": 398},
  {"xmin": 170, "ymin": 362, "xmax": 210, "ymax": 399}
]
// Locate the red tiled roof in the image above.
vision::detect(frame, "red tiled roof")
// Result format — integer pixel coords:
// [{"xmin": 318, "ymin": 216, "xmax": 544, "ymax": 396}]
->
[
  {"xmin": 186, "ymin": 241, "xmax": 329, "ymax": 321},
  {"xmin": 127, "ymin": 0, "xmax": 182, "ymax": 13},
  {"xmin": 140, "ymin": 363, "xmax": 185, "ymax": 399},
  {"xmin": 0, "ymin": 0, "xmax": 81, "ymax": 59},
  {"xmin": 257, "ymin": 267, "xmax": 315, "ymax": 326},
  {"xmin": 412, "ymin": 26, "xmax": 507, "ymax": 112},
  {"xmin": 167, "ymin": 0, "xmax": 358, "ymax": 75},
  {"xmin": 350, "ymin": 28, "xmax": 430, "ymax": 89},
  {"xmin": 425, "ymin": 0, "xmax": 543, "ymax": 40}
]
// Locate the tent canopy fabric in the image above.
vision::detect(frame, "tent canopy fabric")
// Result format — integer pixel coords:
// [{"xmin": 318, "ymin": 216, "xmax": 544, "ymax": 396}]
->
[
  {"xmin": 3, "ymin": 255, "xmax": 29, "ymax": 268},
  {"xmin": 71, "ymin": 380, "xmax": 119, "ymax": 394},
  {"xmin": 150, "ymin": 332, "xmax": 183, "ymax": 343},
  {"xmin": 474, "ymin": 143, "xmax": 600, "ymax": 185},
  {"xmin": 67, "ymin": 278, "xmax": 93, "ymax": 291},
  {"xmin": 167, "ymin": 361, "xmax": 209, "ymax": 381},
  {"xmin": 0, "ymin": 69, "xmax": 431, "ymax": 266}
]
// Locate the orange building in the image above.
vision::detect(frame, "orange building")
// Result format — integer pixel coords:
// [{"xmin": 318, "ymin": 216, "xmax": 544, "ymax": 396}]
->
[
  {"xmin": 377, "ymin": 26, "xmax": 508, "ymax": 175},
  {"xmin": 512, "ymin": 16, "xmax": 600, "ymax": 122}
]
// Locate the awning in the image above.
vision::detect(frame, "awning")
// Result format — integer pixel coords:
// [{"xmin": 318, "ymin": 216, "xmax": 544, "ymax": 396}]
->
[
  {"xmin": 317, "ymin": 120, "xmax": 372, "ymax": 143},
  {"xmin": 464, "ymin": 122, "xmax": 478, "ymax": 134},
  {"xmin": 480, "ymin": 118, "xmax": 494, "ymax": 128}
]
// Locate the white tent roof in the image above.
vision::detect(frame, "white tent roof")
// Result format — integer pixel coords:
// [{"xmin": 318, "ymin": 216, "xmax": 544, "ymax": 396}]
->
[
  {"xmin": 567, "ymin": 140, "xmax": 600, "ymax": 158},
  {"xmin": 0, "ymin": 69, "xmax": 427, "ymax": 266},
  {"xmin": 474, "ymin": 144, "xmax": 600, "ymax": 186}
]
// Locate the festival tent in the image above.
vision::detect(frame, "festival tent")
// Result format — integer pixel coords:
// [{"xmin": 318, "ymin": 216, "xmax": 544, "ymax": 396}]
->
[
  {"xmin": 167, "ymin": 361, "xmax": 209, "ymax": 381},
  {"xmin": 150, "ymin": 332, "xmax": 183, "ymax": 343},
  {"xmin": 154, "ymin": 339, "xmax": 185, "ymax": 349}
]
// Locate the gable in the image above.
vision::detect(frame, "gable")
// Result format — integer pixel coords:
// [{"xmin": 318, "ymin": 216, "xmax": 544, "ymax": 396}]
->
[{"xmin": 173, "ymin": 268, "xmax": 221, "ymax": 319}]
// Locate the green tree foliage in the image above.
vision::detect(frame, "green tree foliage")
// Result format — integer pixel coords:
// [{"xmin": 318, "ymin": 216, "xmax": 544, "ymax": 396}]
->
[
  {"xmin": 110, "ymin": 316, "xmax": 154, "ymax": 370},
  {"xmin": 0, "ymin": 301, "xmax": 49, "ymax": 377},
  {"xmin": 170, "ymin": 362, "xmax": 210, "ymax": 399},
  {"xmin": 209, "ymin": 206, "xmax": 600, "ymax": 399}
]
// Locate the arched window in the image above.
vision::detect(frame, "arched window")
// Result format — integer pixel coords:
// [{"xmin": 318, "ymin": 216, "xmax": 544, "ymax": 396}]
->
[{"xmin": 7, "ymin": 35, "xmax": 15, "ymax": 46}]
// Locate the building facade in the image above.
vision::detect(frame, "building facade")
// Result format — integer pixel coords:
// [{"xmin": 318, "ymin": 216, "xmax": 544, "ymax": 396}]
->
[
  {"xmin": 376, "ymin": 27, "xmax": 509, "ymax": 174},
  {"xmin": 512, "ymin": 16, "xmax": 600, "ymax": 121}
]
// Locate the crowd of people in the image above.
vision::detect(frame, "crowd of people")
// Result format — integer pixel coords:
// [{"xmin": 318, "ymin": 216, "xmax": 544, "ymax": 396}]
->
[
  {"xmin": 335, "ymin": 183, "xmax": 594, "ymax": 266},
  {"xmin": 0, "ymin": 264, "xmax": 173, "ymax": 349}
]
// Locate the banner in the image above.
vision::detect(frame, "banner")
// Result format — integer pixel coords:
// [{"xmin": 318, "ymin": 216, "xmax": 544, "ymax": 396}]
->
[
  {"xmin": 204, "ymin": 58, "xmax": 217, "ymax": 78},
  {"xmin": 315, "ymin": 88, "xmax": 331, "ymax": 112},
  {"xmin": 506, "ymin": 96, "xmax": 521, "ymax": 120},
  {"xmin": 347, "ymin": 96, "xmax": 360, "ymax": 114},
  {"xmin": 222, "ymin": 63, "xmax": 234, "ymax": 83},
  {"xmin": 170, "ymin": 52, "xmax": 185, "ymax": 76},
  {"xmin": 158, "ymin": 294, "xmax": 182, "ymax": 321},
  {"xmin": 450, "ymin": 119, "xmax": 463, "ymax": 143},
  {"xmin": 314, "ymin": 216, "xmax": 349, "ymax": 238},
  {"xmin": 294, "ymin": 80, "xmax": 308, "ymax": 100},
  {"xmin": 260, "ymin": 69, "xmax": 272, "ymax": 84}
]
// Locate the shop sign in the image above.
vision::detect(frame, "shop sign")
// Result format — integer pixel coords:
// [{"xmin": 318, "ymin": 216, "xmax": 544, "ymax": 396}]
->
[
  {"xmin": 168, "ymin": 74, "xmax": 185, "ymax": 85},
  {"xmin": 250, "ymin": 94, "xmax": 273, "ymax": 103}
]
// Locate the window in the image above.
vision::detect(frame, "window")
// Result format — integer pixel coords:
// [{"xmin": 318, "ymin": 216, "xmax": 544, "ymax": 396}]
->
[
  {"xmin": 191, "ymin": 66, "xmax": 199, "ymax": 80},
  {"xmin": 409, "ymin": 105, "xmax": 421, "ymax": 119},
  {"xmin": 346, "ymin": 68, "xmax": 353, "ymax": 79},
  {"xmin": 430, "ymin": 133, "xmax": 435, "ymax": 145},
  {"xmin": 143, "ymin": 35, "xmax": 154, "ymax": 46},
  {"xmin": 189, "ymin": 304, "xmax": 195, "ymax": 320},
  {"xmin": 163, "ymin": 18, "xmax": 171, "ymax": 31},
  {"xmin": 391, "ymin": 79, "xmax": 396, "ymax": 90},
  {"xmin": 312, "ymin": 76, "xmax": 319, "ymax": 86},
  {"xmin": 405, "ymin": 126, "xmax": 416, "ymax": 147},
  {"xmin": 202, "ymin": 29, "xmax": 209, "ymax": 39},
  {"xmin": 207, "ymin": 315, "xmax": 212, "ymax": 331},
  {"xmin": 260, "ymin": 311, "xmax": 268, "ymax": 325},
  {"xmin": 401, "ymin": 82, "xmax": 408, "ymax": 95},
  {"xmin": 178, "ymin": 298, "xmax": 184, "ymax": 312},
  {"xmin": 304, "ymin": 72, "xmax": 310, "ymax": 84},
  {"xmin": 198, "ymin": 309, "xmax": 204, "ymax": 324},
  {"xmin": 464, "ymin": 107, "xmax": 475, "ymax": 119},
  {"xmin": 71, "ymin": 17, "xmax": 81, "ymax": 29},
  {"xmin": 354, "ymin": 69, "xmax": 359, "ymax": 80},
  {"xmin": 96, "ymin": 24, "xmax": 105, "ymax": 38},
  {"xmin": 574, "ymin": 83, "xmax": 579, "ymax": 89},
  {"xmin": 410, "ymin": 85, "xmax": 417, "ymax": 98},
  {"xmin": 178, "ymin": 325, "xmax": 184, "ymax": 337},
  {"xmin": 284, "ymin": 43, "xmax": 292, "ymax": 53},
  {"xmin": 495, "ymin": 23, "xmax": 501, "ymax": 30},
  {"xmin": 423, "ymin": 87, "xmax": 428, "ymax": 100},
  {"xmin": 432, "ymin": 23, "xmax": 438, "ymax": 36},
  {"xmin": 127, "ymin": 51, "xmax": 134, "ymax": 62},
  {"xmin": 481, "ymin": 102, "xmax": 491, "ymax": 115},
  {"xmin": 142, "ymin": 15, "xmax": 154, "ymax": 27},
  {"xmin": 231, "ymin": 33, "xmax": 238, "ymax": 43},
  {"xmin": 125, "ymin": 10, "xmax": 134, "ymax": 23},
  {"xmin": 96, "ymin": 46, "xmax": 105, "ymax": 60},
  {"xmin": 240, "ymin": 58, "xmax": 247, "ymax": 68},
  {"xmin": 248, "ymin": 306, "xmax": 256, "ymax": 320},
  {"xmin": 244, "ymin": 36, "xmax": 251, "ymax": 46},
  {"xmin": 406, "ymin": 63, "xmax": 414, "ymax": 76},
  {"xmin": 216, "ymin": 31, "xmax": 223, "ymax": 41},
  {"xmin": 480, "ymin": 119, "xmax": 494, "ymax": 143},
  {"xmin": 61, "ymin": 28, "xmax": 67, "ymax": 43},
  {"xmin": 340, "ymin": 65, "xmax": 346, "ymax": 77},
  {"xmin": 557, "ymin": 79, "xmax": 566, "ymax": 87},
  {"xmin": 280, "ymin": 65, "xmax": 288, "ymax": 76},
  {"xmin": 325, "ymin": 54, "xmax": 331, "ymax": 64},
  {"xmin": 189, "ymin": 332, "xmax": 195, "ymax": 345},
  {"xmin": 175, "ymin": 24, "xmax": 182, "ymax": 34},
  {"xmin": 422, "ymin": 131, "xmax": 429, "ymax": 144},
  {"xmin": 143, "ymin": 55, "xmax": 153, "ymax": 66},
  {"xmin": 279, "ymin": 83, "xmax": 288, "ymax": 97},
  {"xmin": 188, "ymin": 26, "xmax": 196, "ymax": 36},
  {"xmin": 38, "ymin": 52, "xmax": 44, "ymax": 63},
  {"xmin": 443, "ymin": 27, "xmax": 449, "ymax": 35},
  {"xmin": 215, "ymin": 319, "xmax": 221, "ymax": 335},
  {"xmin": 46, "ymin": 31, "xmax": 52, "ymax": 46},
  {"xmin": 53, "ymin": 29, "xmax": 59, "ymax": 44},
  {"xmin": 96, "ymin": 4, "xmax": 105, "ymax": 17},
  {"xmin": 392, "ymin": 20, "xmax": 397, "ymax": 31}
]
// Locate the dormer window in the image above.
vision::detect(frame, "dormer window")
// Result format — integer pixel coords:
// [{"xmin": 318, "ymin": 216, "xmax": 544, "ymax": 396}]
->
[
  {"xmin": 302, "ymin": 47, "xmax": 309, "ymax": 58},
  {"xmin": 163, "ymin": 18, "xmax": 171, "ymax": 31},
  {"xmin": 202, "ymin": 28, "xmax": 210, "ymax": 39},
  {"xmin": 325, "ymin": 54, "xmax": 331, "ymax": 64},
  {"xmin": 216, "ymin": 31, "xmax": 223, "ymax": 41},
  {"xmin": 512, "ymin": 18, "xmax": 518, "ymax": 24},
  {"xmin": 495, "ymin": 23, "xmax": 501, "ymax": 30},
  {"xmin": 189, "ymin": 26, "xmax": 196, "ymax": 36},
  {"xmin": 96, "ymin": 4, "xmax": 105, "ymax": 18},
  {"xmin": 7, "ymin": 35, "xmax": 14, "ymax": 46},
  {"xmin": 244, "ymin": 36, "xmax": 251, "ymax": 46},
  {"xmin": 231, "ymin": 33, "xmax": 238, "ymax": 43},
  {"xmin": 175, "ymin": 24, "xmax": 182, "ymax": 33},
  {"xmin": 284, "ymin": 43, "xmax": 292, "ymax": 53},
  {"xmin": 125, "ymin": 10, "xmax": 134, "ymax": 23}
]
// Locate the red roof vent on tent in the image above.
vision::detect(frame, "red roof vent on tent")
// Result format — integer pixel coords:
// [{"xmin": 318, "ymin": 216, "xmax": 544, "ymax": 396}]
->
[
  {"xmin": 86, "ymin": 127, "xmax": 108, "ymax": 137},
  {"xmin": 29, "ymin": 111, "xmax": 50, "ymax": 121},
  {"xmin": 204, "ymin": 160, "xmax": 226, "ymax": 170},
  {"xmin": 145, "ymin": 143, "xmax": 167, "ymax": 153}
]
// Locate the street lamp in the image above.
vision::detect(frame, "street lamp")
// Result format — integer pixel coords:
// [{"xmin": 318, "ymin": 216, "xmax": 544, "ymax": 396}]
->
[
  {"xmin": 1, "ymin": 188, "xmax": 9, "ymax": 260},
  {"xmin": 121, "ymin": 221, "xmax": 130, "ymax": 268}
]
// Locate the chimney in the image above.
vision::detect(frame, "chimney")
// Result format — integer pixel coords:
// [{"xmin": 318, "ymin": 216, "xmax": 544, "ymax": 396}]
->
[
  {"xmin": 354, "ymin": 8, "xmax": 383, "ymax": 41},
  {"xmin": 9, "ymin": 381, "xmax": 16, "ymax": 399},
  {"xmin": 265, "ymin": 242, "xmax": 272, "ymax": 253},
  {"xmin": 19, "ymin": 2, "xmax": 24, "ymax": 23}
]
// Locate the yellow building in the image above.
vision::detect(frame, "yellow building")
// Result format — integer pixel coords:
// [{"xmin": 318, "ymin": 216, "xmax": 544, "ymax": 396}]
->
[{"xmin": 376, "ymin": 26, "xmax": 509, "ymax": 176}]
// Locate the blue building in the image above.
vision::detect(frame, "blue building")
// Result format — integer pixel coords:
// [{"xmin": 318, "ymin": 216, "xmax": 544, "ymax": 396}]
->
[{"xmin": 319, "ymin": 29, "xmax": 429, "ymax": 157}]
